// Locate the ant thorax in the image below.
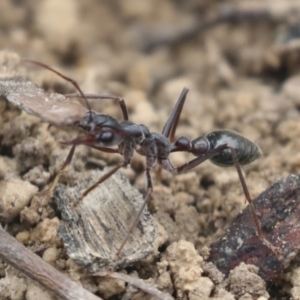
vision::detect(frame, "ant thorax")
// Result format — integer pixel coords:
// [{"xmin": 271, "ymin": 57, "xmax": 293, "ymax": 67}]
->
[
  {"xmin": 120, "ymin": 121, "xmax": 152, "ymax": 145},
  {"xmin": 150, "ymin": 133, "xmax": 172, "ymax": 159}
]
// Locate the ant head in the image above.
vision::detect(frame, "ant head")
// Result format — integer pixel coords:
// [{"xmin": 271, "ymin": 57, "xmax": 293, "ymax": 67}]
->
[{"xmin": 79, "ymin": 112, "xmax": 123, "ymax": 147}]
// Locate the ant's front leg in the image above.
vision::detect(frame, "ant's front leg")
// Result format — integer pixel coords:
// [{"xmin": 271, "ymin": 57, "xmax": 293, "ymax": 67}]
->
[
  {"xmin": 73, "ymin": 141, "xmax": 134, "ymax": 208},
  {"xmin": 72, "ymin": 160, "xmax": 128, "ymax": 208},
  {"xmin": 45, "ymin": 144, "xmax": 77, "ymax": 196},
  {"xmin": 46, "ymin": 135, "xmax": 122, "ymax": 206}
]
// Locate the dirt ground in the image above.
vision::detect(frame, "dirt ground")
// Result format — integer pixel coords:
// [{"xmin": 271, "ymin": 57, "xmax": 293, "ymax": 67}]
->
[{"xmin": 1, "ymin": 1, "xmax": 300, "ymax": 299}]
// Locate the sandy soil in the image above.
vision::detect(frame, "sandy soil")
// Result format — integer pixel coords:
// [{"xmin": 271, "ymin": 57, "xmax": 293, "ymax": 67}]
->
[{"xmin": 1, "ymin": 1, "xmax": 300, "ymax": 299}]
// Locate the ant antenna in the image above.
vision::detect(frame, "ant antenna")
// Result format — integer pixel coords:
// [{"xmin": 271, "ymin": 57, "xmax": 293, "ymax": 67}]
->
[{"xmin": 22, "ymin": 59, "xmax": 93, "ymax": 121}]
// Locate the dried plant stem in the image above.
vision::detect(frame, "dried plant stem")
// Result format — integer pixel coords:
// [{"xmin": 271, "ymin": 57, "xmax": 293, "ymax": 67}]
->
[
  {"xmin": 95, "ymin": 271, "xmax": 174, "ymax": 300},
  {"xmin": 0, "ymin": 225, "xmax": 102, "ymax": 300}
]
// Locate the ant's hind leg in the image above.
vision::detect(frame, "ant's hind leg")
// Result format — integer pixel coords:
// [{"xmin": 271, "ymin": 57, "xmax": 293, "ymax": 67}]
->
[
  {"xmin": 161, "ymin": 145, "xmax": 278, "ymax": 256},
  {"xmin": 228, "ymin": 147, "xmax": 279, "ymax": 255}
]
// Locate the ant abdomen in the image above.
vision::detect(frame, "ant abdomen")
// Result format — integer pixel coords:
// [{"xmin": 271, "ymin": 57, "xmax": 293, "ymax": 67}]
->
[
  {"xmin": 191, "ymin": 130, "xmax": 261, "ymax": 167},
  {"xmin": 205, "ymin": 130, "xmax": 262, "ymax": 167}
]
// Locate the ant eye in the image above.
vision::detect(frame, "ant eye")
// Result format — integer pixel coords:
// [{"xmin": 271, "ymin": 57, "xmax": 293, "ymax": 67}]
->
[
  {"xmin": 97, "ymin": 132, "xmax": 114, "ymax": 143},
  {"xmin": 94, "ymin": 127, "xmax": 123, "ymax": 147}
]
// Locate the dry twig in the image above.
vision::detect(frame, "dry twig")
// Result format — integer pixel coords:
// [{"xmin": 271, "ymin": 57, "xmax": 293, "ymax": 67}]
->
[
  {"xmin": 0, "ymin": 225, "xmax": 103, "ymax": 300},
  {"xmin": 95, "ymin": 271, "xmax": 174, "ymax": 300}
]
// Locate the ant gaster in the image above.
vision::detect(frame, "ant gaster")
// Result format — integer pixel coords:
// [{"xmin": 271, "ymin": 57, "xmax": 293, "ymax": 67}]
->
[{"xmin": 22, "ymin": 60, "xmax": 274, "ymax": 261}]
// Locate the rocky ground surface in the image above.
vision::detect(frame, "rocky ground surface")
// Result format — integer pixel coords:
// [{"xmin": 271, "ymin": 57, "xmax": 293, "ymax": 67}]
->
[{"xmin": 1, "ymin": 1, "xmax": 300, "ymax": 299}]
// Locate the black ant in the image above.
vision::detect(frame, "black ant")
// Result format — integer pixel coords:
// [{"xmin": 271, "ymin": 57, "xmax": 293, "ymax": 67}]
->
[{"xmin": 17, "ymin": 60, "xmax": 274, "ymax": 260}]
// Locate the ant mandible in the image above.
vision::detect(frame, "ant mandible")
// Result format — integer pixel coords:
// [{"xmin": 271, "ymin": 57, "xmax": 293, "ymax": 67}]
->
[{"xmin": 22, "ymin": 60, "xmax": 273, "ymax": 261}]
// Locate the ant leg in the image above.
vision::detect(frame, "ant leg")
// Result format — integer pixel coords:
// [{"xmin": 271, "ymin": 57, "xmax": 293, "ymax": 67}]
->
[
  {"xmin": 114, "ymin": 167, "xmax": 154, "ymax": 262},
  {"xmin": 161, "ymin": 144, "xmax": 229, "ymax": 173},
  {"xmin": 66, "ymin": 93, "xmax": 129, "ymax": 121},
  {"xmin": 228, "ymin": 147, "xmax": 278, "ymax": 254},
  {"xmin": 162, "ymin": 88, "xmax": 189, "ymax": 141},
  {"xmin": 161, "ymin": 145, "xmax": 277, "ymax": 254},
  {"xmin": 73, "ymin": 160, "xmax": 128, "ymax": 208},
  {"xmin": 87, "ymin": 145, "xmax": 119, "ymax": 153},
  {"xmin": 46, "ymin": 144, "xmax": 76, "ymax": 195},
  {"xmin": 60, "ymin": 135, "xmax": 127, "ymax": 207},
  {"xmin": 228, "ymin": 147, "xmax": 262, "ymax": 235},
  {"xmin": 61, "ymin": 141, "xmax": 120, "ymax": 154},
  {"xmin": 113, "ymin": 156, "xmax": 156, "ymax": 262}
]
